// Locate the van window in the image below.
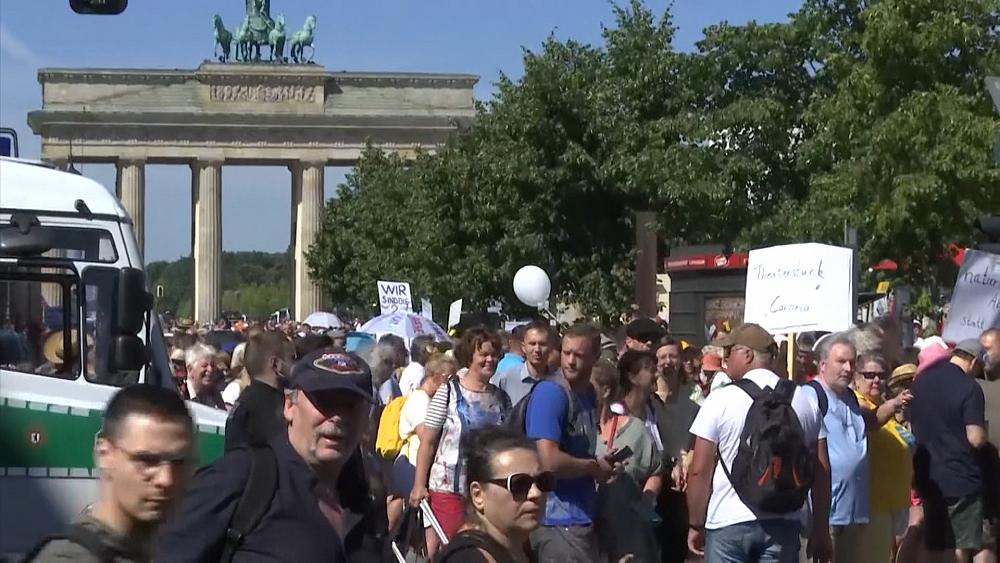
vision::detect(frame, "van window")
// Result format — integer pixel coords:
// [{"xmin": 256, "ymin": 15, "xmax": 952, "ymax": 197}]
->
[
  {"xmin": 0, "ymin": 272, "xmax": 82, "ymax": 379},
  {"xmin": 40, "ymin": 228, "xmax": 118, "ymax": 263},
  {"xmin": 83, "ymin": 267, "xmax": 139, "ymax": 387}
]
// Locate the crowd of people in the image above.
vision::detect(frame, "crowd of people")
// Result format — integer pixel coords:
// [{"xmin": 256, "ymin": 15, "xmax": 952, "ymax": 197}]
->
[{"xmin": 25, "ymin": 311, "xmax": 1000, "ymax": 563}]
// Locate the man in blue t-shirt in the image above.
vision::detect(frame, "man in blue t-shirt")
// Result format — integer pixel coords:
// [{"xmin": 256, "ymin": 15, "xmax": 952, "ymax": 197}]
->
[{"xmin": 525, "ymin": 324, "xmax": 619, "ymax": 562}]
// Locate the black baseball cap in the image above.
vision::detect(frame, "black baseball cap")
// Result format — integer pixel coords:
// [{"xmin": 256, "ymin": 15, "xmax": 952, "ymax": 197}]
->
[
  {"xmin": 288, "ymin": 348, "xmax": 373, "ymax": 402},
  {"xmin": 625, "ymin": 317, "xmax": 665, "ymax": 344}
]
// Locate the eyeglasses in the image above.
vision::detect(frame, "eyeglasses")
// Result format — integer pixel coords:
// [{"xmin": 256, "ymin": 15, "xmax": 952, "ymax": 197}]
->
[
  {"xmin": 858, "ymin": 371, "xmax": 885, "ymax": 380},
  {"xmin": 483, "ymin": 471, "xmax": 555, "ymax": 499}
]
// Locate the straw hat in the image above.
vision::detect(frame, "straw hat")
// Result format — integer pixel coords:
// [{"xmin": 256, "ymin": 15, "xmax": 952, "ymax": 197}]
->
[
  {"xmin": 889, "ymin": 363, "xmax": 917, "ymax": 386},
  {"xmin": 42, "ymin": 330, "xmax": 91, "ymax": 366}
]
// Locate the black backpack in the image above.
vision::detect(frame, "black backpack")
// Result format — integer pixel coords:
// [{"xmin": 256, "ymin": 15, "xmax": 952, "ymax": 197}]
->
[
  {"xmin": 505, "ymin": 379, "xmax": 574, "ymax": 436},
  {"xmin": 719, "ymin": 378, "xmax": 816, "ymax": 516}
]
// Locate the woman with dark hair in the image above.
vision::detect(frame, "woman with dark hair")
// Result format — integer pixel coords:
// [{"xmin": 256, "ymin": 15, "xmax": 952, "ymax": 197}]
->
[
  {"xmin": 434, "ymin": 427, "xmax": 552, "ymax": 563},
  {"xmin": 410, "ymin": 327, "xmax": 512, "ymax": 557},
  {"xmin": 592, "ymin": 352, "xmax": 664, "ymax": 562}
]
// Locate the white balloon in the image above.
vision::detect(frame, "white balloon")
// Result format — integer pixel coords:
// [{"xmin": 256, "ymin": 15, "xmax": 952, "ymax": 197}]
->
[{"xmin": 513, "ymin": 265, "xmax": 551, "ymax": 308}]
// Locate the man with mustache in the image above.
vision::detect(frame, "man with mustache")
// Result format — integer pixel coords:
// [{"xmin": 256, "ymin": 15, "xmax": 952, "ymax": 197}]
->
[{"xmin": 157, "ymin": 348, "xmax": 386, "ymax": 562}]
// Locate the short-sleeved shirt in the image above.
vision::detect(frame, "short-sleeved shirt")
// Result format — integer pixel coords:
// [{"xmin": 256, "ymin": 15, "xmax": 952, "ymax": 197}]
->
[
  {"xmin": 525, "ymin": 377, "xmax": 599, "ymax": 526},
  {"xmin": 425, "ymin": 379, "xmax": 511, "ymax": 494},
  {"xmin": 496, "ymin": 363, "xmax": 554, "ymax": 406},
  {"xmin": 399, "ymin": 389, "xmax": 431, "ymax": 463},
  {"xmin": 494, "ymin": 352, "xmax": 525, "ymax": 379},
  {"xmin": 910, "ymin": 361, "xmax": 986, "ymax": 499},
  {"xmin": 809, "ymin": 381, "xmax": 869, "ymax": 525},
  {"xmin": 398, "ymin": 362, "xmax": 425, "ymax": 396},
  {"xmin": 688, "ymin": 368, "xmax": 826, "ymax": 530}
]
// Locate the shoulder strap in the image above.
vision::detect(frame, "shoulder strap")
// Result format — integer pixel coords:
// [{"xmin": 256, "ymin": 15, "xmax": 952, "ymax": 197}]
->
[
  {"xmin": 23, "ymin": 524, "xmax": 116, "ymax": 563},
  {"xmin": 804, "ymin": 380, "xmax": 828, "ymax": 416},
  {"xmin": 220, "ymin": 445, "xmax": 278, "ymax": 562},
  {"xmin": 440, "ymin": 530, "xmax": 514, "ymax": 563},
  {"xmin": 63, "ymin": 524, "xmax": 117, "ymax": 563},
  {"xmin": 732, "ymin": 378, "xmax": 765, "ymax": 400}
]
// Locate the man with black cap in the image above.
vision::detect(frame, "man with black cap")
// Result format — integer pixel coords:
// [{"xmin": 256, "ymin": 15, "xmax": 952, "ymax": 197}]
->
[
  {"xmin": 685, "ymin": 323, "xmax": 832, "ymax": 562},
  {"xmin": 624, "ymin": 317, "xmax": 666, "ymax": 352},
  {"xmin": 157, "ymin": 348, "xmax": 386, "ymax": 562}
]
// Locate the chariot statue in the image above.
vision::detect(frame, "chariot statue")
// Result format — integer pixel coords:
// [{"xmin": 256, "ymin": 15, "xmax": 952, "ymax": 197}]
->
[{"xmin": 211, "ymin": 0, "xmax": 315, "ymax": 64}]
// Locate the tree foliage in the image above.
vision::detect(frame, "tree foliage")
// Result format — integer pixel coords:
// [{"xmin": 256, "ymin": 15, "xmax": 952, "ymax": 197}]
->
[
  {"xmin": 309, "ymin": 0, "xmax": 1000, "ymax": 323},
  {"xmin": 148, "ymin": 251, "xmax": 290, "ymax": 319}
]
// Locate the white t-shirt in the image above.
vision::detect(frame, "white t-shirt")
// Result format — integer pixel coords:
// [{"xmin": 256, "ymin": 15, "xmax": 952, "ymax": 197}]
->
[
  {"xmin": 689, "ymin": 368, "xmax": 827, "ymax": 529},
  {"xmin": 222, "ymin": 380, "xmax": 242, "ymax": 407},
  {"xmin": 398, "ymin": 362, "xmax": 425, "ymax": 396},
  {"xmin": 399, "ymin": 389, "xmax": 431, "ymax": 463}
]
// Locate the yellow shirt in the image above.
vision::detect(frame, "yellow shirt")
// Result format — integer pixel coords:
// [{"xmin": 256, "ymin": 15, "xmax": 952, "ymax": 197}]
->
[{"xmin": 855, "ymin": 390, "xmax": 913, "ymax": 513}]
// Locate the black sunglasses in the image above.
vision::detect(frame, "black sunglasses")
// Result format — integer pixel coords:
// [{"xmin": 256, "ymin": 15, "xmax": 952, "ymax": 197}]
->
[
  {"xmin": 483, "ymin": 471, "xmax": 555, "ymax": 499},
  {"xmin": 858, "ymin": 370, "xmax": 885, "ymax": 380}
]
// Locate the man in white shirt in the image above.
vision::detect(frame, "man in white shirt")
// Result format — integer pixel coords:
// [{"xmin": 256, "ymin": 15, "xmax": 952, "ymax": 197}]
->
[
  {"xmin": 686, "ymin": 323, "xmax": 833, "ymax": 563},
  {"xmin": 397, "ymin": 334, "xmax": 435, "ymax": 395}
]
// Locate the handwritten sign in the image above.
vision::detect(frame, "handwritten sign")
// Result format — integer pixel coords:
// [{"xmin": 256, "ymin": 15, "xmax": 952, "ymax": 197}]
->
[
  {"xmin": 377, "ymin": 281, "xmax": 413, "ymax": 315},
  {"xmin": 743, "ymin": 243, "xmax": 855, "ymax": 334},
  {"xmin": 942, "ymin": 249, "xmax": 1000, "ymax": 343},
  {"xmin": 448, "ymin": 299, "xmax": 463, "ymax": 329}
]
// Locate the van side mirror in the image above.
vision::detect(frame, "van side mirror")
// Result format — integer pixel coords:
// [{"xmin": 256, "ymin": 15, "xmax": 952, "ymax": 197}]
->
[
  {"xmin": 118, "ymin": 267, "xmax": 150, "ymax": 334},
  {"xmin": 112, "ymin": 335, "xmax": 146, "ymax": 372}
]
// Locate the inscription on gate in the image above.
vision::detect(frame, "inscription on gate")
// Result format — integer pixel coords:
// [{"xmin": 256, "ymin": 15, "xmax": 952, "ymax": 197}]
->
[{"xmin": 210, "ymin": 84, "xmax": 316, "ymax": 103}]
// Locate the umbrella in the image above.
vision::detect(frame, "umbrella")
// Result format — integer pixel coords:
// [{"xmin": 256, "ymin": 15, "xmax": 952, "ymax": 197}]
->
[
  {"xmin": 303, "ymin": 311, "xmax": 343, "ymax": 329},
  {"xmin": 359, "ymin": 312, "xmax": 449, "ymax": 346}
]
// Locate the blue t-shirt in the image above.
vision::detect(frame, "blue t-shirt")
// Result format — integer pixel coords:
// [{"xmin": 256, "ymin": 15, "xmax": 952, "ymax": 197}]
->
[
  {"xmin": 494, "ymin": 352, "xmax": 525, "ymax": 381},
  {"xmin": 525, "ymin": 378, "xmax": 598, "ymax": 526}
]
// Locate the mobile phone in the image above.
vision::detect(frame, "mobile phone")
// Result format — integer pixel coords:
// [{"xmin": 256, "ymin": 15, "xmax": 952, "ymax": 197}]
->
[{"xmin": 605, "ymin": 446, "xmax": 634, "ymax": 465}]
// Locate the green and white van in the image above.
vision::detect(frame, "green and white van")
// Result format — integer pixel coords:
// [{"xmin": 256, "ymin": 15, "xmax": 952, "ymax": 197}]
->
[{"xmin": 0, "ymin": 157, "xmax": 227, "ymax": 556}]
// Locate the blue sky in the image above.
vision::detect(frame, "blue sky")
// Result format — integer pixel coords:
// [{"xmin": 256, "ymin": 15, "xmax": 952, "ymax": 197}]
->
[{"xmin": 1, "ymin": 0, "xmax": 800, "ymax": 262}]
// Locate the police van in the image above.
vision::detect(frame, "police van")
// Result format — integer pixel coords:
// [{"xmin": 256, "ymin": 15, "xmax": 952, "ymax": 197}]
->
[{"xmin": 0, "ymin": 157, "xmax": 227, "ymax": 556}]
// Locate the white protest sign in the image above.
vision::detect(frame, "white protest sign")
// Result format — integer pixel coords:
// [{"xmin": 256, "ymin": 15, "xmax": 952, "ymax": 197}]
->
[
  {"xmin": 377, "ymin": 280, "xmax": 413, "ymax": 315},
  {"xmin": 448, "ymin": 299, "xmax": 463, "ymax": 329},
  {"xmin": 942, "ymin": 249, "xmax": 1000, "ymax": 343},
  {"xmin": 421, "ymin": 298, "xmax": 433, "ymax": 321},
  {"xmin": 743, "ymin": 243, "xmax": 856, "ymax": 334}
]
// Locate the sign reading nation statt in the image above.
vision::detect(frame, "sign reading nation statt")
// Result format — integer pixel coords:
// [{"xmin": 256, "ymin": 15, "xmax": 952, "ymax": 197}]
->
[
  {"xmin": 942, "ymin": 249, "xmax": 1000, "ymax": 343},
  {"xmin": 743, "ymin": 243, "xmax": 856, "ymax": 334},
  {"xmin": 377, "ymin": 281, "xmax": 413, "ymax": 315}
]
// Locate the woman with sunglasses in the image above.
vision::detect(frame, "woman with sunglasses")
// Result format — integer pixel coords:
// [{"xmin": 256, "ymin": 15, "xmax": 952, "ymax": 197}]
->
[
  {"xmin": 852, "ymin": 353, "xmax": 915, "ymax": 562},
  {"xmin": 434, "ymin": 426, "xmax": 552, "ymax": 563}
]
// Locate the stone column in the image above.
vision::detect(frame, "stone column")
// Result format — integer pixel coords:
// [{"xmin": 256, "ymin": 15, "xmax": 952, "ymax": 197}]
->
[
  {"xmin": 291, "ymin": 160, "xmax": 325, "ymax": 320},
  {"xmin": 115, "ymin": 159, "xmax": 146, "ymax": 256},
  {"xmin": 191, "ymin": 159, "xmax": 223, "ymax": 325}
]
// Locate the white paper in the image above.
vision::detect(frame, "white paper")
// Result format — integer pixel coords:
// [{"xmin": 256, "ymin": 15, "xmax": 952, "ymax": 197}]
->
[
  {"xmin": 942, "ymin": 249, "xmax": 1000, "ymax": 343},
  {"xmin": 448, "ymin": 299, "xmax": 463, "ymax": 329},
  {"xmin": 420, "ymin": 298, "xmax": 433, "ymax": 321},
  {"xmin": 743, "ymin": 243, "xmax": 856, "ymax": 334},
  {"xmin": 377, "ymin": 280, "xmax": 413, "ymax": 315}
]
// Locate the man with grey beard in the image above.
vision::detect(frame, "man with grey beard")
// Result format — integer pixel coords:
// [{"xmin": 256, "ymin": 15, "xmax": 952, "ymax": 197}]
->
[{"xmin": 157, "ymin": 348, "xmax": 387, "ymax": 562}]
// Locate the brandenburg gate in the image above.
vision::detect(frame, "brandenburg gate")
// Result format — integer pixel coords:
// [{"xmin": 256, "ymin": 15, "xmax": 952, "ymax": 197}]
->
[{"xmin": 27, "ymin": 62, "xmax": 477, "ymax": 322}]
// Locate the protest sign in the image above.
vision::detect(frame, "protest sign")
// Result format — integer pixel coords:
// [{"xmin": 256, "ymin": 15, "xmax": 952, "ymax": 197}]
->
[
  {"xmin": 448, "ymin": 299, "xmax": 463, "ymax": 329},
  {"xmin": 743, "ymin": 243, "xmax": 856, "ymax": 334},
  {"xmin": 421, "ymin": 298, "xmax": 433, "ymax": 321},
  {"xmin": 377, "ymin": 280, "xmax": 413, "ymax": 315},
  {"xmin": 942, "ymin": 249, "xmax": 1000, "ymax": 343}
]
